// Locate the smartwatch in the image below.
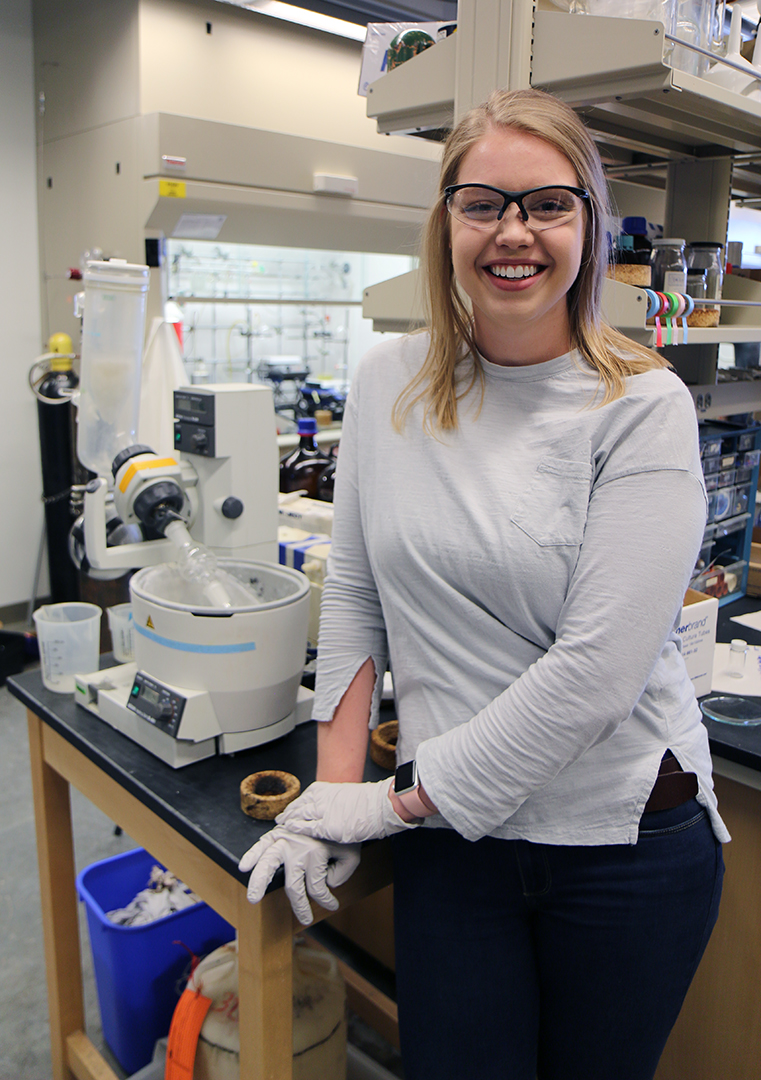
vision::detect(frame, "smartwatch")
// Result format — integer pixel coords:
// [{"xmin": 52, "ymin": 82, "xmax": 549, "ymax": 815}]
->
[{"xmin": 394, "ymin": 760, "xmax": 434, "ymax": 818}]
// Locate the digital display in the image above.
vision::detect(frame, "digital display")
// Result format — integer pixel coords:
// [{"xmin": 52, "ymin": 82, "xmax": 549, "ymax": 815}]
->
[
  {"xmin": 176, "ymin": 396, "xmax": 198, "ymax": 414},
  {"xmin": 141, "ymin": 685, "xmax": 161, "ymax": 706}
]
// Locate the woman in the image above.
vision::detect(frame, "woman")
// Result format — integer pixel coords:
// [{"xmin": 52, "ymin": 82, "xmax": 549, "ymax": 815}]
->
[{"xmin": 240, "ymin": 88, "xmax": 726, "ymax": 1080}]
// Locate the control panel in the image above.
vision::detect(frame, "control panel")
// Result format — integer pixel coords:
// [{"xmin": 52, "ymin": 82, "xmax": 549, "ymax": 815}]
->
[
  {"xmin": 174, "ymin": 390, "xmax": 216, "ymax": 457},
  {"xmin": 126, "ymin": 671, "xmax": 187, "ymax": 736}
]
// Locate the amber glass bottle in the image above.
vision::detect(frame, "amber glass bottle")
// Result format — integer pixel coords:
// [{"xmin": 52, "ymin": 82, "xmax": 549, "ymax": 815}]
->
[
  {"xmin": 316, "ymin": 460, "xmax": 336, "ymax": 502},
  {"xmin": 279, "ymin": 418, "xmax": 333, "ymax": 498}
]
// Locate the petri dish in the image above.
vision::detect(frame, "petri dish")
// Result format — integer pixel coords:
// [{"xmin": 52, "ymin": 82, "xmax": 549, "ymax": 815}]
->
[{"xmin": 700, "ymin": 695, "xmax": 761, "ymax": 726}]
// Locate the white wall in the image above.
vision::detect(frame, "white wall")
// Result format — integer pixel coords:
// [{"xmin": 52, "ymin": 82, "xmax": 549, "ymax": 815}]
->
[
  {"xmin": 138, "ymin": 0, "xmax": 439, "ymax": 159},
  {"xmin": 0, "ymin": 0, "xmax": 46, "ymax": 610}
]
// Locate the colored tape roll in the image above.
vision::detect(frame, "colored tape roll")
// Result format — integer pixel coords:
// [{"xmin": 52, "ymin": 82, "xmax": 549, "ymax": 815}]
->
[{"xmin": 644, "ymin": 289, "xmax": 659, "ymax": 320}]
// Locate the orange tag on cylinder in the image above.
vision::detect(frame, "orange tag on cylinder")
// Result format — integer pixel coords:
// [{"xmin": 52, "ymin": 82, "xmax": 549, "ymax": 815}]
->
[{"xmin": 165, "ymin": 988, "xmax": 213, "ymax": 1080}]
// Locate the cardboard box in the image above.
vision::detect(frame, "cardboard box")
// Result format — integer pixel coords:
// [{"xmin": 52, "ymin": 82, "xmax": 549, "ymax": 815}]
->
[
  {"xmin": 747, "ymin": 542, "xmax": 761, "ymax": 598},
  {"xmin": 675, "ymin": 588, "xmax": 719, "ymax": 698}
]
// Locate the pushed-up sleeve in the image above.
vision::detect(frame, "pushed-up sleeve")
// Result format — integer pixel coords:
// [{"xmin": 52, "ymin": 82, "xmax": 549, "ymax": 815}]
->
[
  {"xmin": 416, "ymin": 391, "xmax": 708, "ymax": 841},
  {"xmin": 311, "ymin": 369, "xmax": 389, "ymax": 727}
]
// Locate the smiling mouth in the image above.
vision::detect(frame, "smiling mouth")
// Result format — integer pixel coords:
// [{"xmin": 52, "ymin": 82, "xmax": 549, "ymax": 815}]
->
[{"xmin": 488, "ymin": 264, "xmax": 544, "ymax": 280}]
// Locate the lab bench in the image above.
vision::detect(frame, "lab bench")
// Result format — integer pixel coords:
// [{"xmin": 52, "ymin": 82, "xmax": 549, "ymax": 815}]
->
[
  {"xmin": 11, "ymin": 591, "xmax": 761, "ymax": 1080},
  {"xmin": 655, "ymin": 595, "xmax": 761, "ymax": 1080},
  {"xmin": 7, "ymin": 666, "xmax": 391, "ymax": 1080}
]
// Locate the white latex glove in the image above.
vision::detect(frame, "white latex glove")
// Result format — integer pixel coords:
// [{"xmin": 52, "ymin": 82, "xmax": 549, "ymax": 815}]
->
[
  {"xmin": 238, "ymin": 830, "xmax": 361, "ymax": 926},
  {"xmin": 274, "ymin": 777, "xmax": 420, "ymax": 845}
]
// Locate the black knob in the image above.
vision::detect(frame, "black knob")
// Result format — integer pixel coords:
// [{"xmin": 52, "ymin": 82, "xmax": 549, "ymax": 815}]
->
[
  {"xmin": 191, "ymin": 430, "xmax": 208, "ymax": 450},
  {"xmin": 112, "ymin": 444, "xmax": 156, "ymax": 478},
  {"xmin": 159, "ymin": 703, "xmax": 174, "ymax": 719},
  {"xmin": 222, "ymin": 497, "xmax": 244, "ymax": 519}
]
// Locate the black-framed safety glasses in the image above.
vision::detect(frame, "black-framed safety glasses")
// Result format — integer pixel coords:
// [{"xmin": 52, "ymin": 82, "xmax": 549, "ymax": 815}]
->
[{"xmin": 444, "ymin": 184, "xmax": 590, "ymax": 232}]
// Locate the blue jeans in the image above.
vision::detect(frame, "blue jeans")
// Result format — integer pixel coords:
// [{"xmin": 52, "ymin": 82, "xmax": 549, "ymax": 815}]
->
[{"xmin": 391, "ymin": 800, "xmax": 723, "ymax": 1080}]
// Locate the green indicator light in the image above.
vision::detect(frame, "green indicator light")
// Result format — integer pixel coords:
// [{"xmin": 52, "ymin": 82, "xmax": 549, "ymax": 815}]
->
[{"xmin": 132, "ymin": 685, "xmax": 140, "ymax": 696}]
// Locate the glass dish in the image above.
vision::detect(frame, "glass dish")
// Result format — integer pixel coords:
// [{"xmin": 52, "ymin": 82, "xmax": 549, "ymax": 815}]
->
[{"xmin": 701, "ymin": 695, "xmax": 761, "ymax": 726}]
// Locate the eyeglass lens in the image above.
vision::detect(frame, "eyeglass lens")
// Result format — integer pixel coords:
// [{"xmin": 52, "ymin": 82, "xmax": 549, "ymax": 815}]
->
[{"xmin": 447, "ymin": 187, "xmax": 584, "ymax": 230}]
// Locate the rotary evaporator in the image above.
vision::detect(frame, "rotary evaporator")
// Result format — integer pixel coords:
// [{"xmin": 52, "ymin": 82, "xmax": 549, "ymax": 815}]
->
[{"xmin": 72, "ymin": 260, "xmax": 312, "ymax": 767}]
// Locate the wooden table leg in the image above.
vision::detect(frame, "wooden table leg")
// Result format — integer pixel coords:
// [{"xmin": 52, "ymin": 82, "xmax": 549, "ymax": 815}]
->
[
  {"xmin": 27, "ymin": 709, "xmax": 85, "ymax": 1080},
  {"xmin": 237, "ymin": 883, "xmax": 295, "ymax": 1080}
]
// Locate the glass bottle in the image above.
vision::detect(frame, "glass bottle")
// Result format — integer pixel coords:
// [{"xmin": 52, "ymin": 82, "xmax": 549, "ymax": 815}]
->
[
  {"xmin": 279, "ymin": 418, "xmax": 333, "ymax": 498},
  {"xmin": 687, "ymin": 242, "xmax": 724, "ymax": 301},
  {"xmin": 728, "ymin": 639, "xmax": 748, "ymax": 679},
  {"xmin": 650, "ymin": 239, "xmax": 687, "ymax": 293},
  {"xmin": 316, "ymin": 460, "xmax": 336, "ymax": 502},
  {"xmin": 685, "ymin": 267, "xmax": 708, "ymax": 301}
]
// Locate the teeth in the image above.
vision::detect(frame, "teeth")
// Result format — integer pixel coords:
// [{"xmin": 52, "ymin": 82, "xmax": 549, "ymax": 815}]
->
[{"xmin": 490, "ymin": 264, "xmax": 539, "ymax": 279}]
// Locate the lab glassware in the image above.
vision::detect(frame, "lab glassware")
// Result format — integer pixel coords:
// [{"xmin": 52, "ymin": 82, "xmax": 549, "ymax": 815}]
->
[
  {"xmin": 33, "ymin": 602, "xmax": 101, "ymax": 693},
  {"xmin": 650, "ymin": 239, "xmax": 688, "ymax": 293},
  {"xmin": 77, "ymin": 260, "xmax": 150, "ymax": 478},
  {"xmin": 687, "ymin": 242, "xmax": 724, "ymax": 301}
]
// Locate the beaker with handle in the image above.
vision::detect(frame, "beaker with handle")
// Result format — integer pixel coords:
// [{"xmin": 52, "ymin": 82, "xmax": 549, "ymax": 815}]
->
[{"xmin": 33, "ymin": 602, "xmax": 102, "ymax": 693}]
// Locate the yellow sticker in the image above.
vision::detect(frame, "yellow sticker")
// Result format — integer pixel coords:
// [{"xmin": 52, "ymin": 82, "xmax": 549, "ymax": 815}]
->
[
  {"xmin": 159, "ymin": 179, "xmax": 186, "ymax": 198},
  {"xmin": 146, "ymin": 616, "xmax": 155, "ymax": 629}
]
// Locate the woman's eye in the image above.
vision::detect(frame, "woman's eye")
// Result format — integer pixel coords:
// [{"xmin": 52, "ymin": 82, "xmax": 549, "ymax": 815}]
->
[
  {"xmin": 526, "ymin": 192, "xmax": 576, "ymax": 217},
  {"xmin": 463, "ymin": 200, "xmax": 500, "ymax": 216},
  {"xmin": 535, "ymin": 200, "xmax": 565, "ymax": 215}
]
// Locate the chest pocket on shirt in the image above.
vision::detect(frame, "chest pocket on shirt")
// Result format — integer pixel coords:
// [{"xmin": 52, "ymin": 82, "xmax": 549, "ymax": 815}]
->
[{"xmin": 511, "ymin": 458, "xmax": 592, "ymax": 547}]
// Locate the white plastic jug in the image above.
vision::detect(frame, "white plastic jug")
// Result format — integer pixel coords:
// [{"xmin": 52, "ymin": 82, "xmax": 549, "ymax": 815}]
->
[
  {"xmin": 33, "ymin": 602, "xmax": 102, "ymax": 693},
  {"xmin": 173, "ymin": 938, "xmax": 346, "ymax": 1080}
]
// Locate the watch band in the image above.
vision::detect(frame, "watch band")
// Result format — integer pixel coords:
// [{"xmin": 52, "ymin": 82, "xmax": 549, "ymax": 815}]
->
[{"xmin": 396, "ymin": 785, "xmax": 434, "ymax": 819}]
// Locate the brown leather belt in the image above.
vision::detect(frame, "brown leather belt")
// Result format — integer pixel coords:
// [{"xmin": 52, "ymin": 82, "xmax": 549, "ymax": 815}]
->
[{"xmin": 643, "ymin": 752, "xmax": 699, "ymax": 813}]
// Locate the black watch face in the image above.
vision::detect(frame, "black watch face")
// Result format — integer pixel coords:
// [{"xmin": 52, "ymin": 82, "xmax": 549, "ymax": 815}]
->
[{"xmin": 394, "ymin": 759, "xmax": 417, "ymax": 794}]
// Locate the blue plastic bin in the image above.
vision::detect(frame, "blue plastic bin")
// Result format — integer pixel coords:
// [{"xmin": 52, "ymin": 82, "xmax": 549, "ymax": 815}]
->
[{"xmin": 76, "ymin": 847, "xmax": 233, "ymax": 1075}]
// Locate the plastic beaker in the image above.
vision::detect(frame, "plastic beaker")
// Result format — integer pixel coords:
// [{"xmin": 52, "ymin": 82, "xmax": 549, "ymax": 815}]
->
[
  {"xmin": 33, "ymin": 602, "xmax": 102, "ymax": 693},
  {"xmin": 107, "ymin": 603, "xmax": 134, "ymax": 663}
]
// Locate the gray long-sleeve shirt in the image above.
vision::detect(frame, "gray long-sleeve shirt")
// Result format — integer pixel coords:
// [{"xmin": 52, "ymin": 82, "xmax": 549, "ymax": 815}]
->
[{"xmin": 313, "ymin": 333, "xmax": 729, "ymax": 845}]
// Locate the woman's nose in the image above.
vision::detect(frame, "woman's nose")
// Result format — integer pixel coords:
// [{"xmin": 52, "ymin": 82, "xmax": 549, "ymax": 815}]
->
[{"xmin": 494, "ymin": 205, "xmax": 534, "ymax": 245}]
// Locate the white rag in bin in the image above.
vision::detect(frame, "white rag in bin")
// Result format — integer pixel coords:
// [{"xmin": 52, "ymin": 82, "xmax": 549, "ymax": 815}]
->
[{"xmin": 107, "ymin": 865, "xmax": 200, "ymax": 926}]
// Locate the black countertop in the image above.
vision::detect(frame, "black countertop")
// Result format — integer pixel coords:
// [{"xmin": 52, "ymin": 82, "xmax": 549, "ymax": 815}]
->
[
  {"xmin": 7, "ymin": 665, "xmax": 390, "ymax": 887},
  {"xmin": 9, "ymin": 593, "xmax": 761, "ymax": 875},
  {"xmin": 702, "ymin": 595, "xmax": 761, "ymax": 773}
]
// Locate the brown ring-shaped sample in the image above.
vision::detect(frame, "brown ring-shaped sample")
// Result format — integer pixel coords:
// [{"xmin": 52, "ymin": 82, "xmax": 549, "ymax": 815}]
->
[
  {"xmin": 240, "ymin": 770, "xmax": 301, "ymax": 820},
  {"xmin": 370, "ymin": 720, "xmax": 398, "ymax": 772}
]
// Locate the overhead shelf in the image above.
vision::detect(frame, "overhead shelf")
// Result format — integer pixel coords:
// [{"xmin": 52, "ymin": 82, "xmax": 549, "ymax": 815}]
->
[
  {"xmin": 365, "ymin": 12, "xmax": 761, "ymax": 155},
  {"xmin": 532, "ymin": 12, "xmax": 761, "ymax": 156},
  {"xmin": 364, "ymin": 270, "xmax": 761, "ymax": 346},
  {"xmin": 366, "ymin": 33, "xmax": 456, "ymax": 138}
]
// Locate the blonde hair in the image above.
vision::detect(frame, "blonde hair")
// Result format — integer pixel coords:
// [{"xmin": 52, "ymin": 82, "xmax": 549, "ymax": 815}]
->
[{"xmin": 393, "ymin": 88, "xmax": 667, "ymax": 433}]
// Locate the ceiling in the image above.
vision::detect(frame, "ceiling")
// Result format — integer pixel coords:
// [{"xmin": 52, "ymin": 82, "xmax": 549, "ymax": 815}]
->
[{"xmin": 219, "ymin": 0, "xmax": 457, "ymax": 28}]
